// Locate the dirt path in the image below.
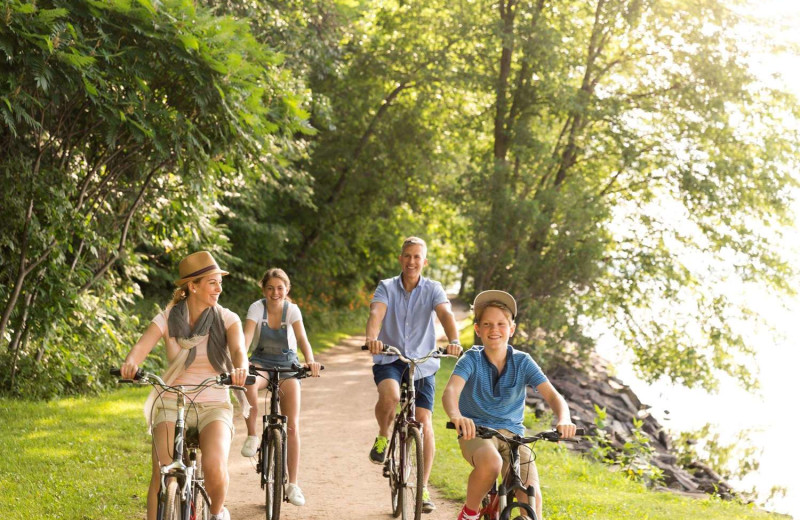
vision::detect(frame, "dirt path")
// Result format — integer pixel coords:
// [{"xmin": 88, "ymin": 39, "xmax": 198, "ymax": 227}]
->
[{"xmin": 225, "ymin": 334, "xmax": 463, "ymax": 520}]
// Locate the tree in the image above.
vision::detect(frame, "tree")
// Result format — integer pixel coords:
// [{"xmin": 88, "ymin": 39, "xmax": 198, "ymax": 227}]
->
[
  {"xmin": 454, "ymin": 0, "xmax": 800, "ymax": 389},
  {"xmin": 0, "ymin": 0, "xmax": 309, "ymax": 396}
]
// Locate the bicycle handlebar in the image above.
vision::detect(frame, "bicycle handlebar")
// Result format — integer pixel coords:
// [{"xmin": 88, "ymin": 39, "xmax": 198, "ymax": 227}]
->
[
  {"xmin": 446, "ymin": 421, "xmax": 585, "ymax": 443},
  {"xmin": 361, "ymin": 344, "xmax": 459, "ymax": 364},
  {"xmin": 249, "ymin": 363, "xmax": 324, "ymax": 379},
  {"xmin": 110, "ymin": 367, "xmax": 256, "ymax": 389}
]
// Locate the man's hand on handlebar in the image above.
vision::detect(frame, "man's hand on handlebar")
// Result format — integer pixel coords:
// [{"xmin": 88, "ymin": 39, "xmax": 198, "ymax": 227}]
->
[
  {"xmin": 365, "ymin": 338, "xmax": 385, "ymax": 355},
  {"xmin": 445, "ymin": 342, "xmax": 463, "ymax": 357}
]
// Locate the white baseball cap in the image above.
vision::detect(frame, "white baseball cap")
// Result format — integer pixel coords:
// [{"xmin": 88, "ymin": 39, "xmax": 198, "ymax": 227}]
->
[{"xmin": 472, "ymin": 290, "xmax": 517, "ymax": 320}]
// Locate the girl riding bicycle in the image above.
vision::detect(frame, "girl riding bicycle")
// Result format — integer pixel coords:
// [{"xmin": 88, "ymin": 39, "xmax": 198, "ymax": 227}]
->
[
  {"xmin": 442, "ymin": 290, "xmax": 577, "ymax": 520},
  {"xmin": 120, "ymin": 251, "xmax": 249, "ymax": 520},
  {"xmin": 240, "ymin": 267, "xmax": 321, "ymax": 507}
]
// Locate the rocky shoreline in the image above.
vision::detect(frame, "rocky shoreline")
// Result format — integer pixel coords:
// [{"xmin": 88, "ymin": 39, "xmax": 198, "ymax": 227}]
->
[{"xmin": 525, "ymin": 351, "xmax": 739, "ymax": 501}]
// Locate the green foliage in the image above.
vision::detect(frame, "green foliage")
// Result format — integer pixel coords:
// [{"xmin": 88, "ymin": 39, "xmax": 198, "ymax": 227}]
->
[
  {"xmin": 589, "ymin": 405, "xmax": 664, "ymax": 486},
  {"xmin": 674, "ymin": 423, "xmax": 761, "ymax": 482},
  {"xmin": 0, "ymin": 0, "xmax": 309, "ymax": 396},
  {"xmin": 446, "ymin": 0, "xmax": 800, "ymax": 390}
]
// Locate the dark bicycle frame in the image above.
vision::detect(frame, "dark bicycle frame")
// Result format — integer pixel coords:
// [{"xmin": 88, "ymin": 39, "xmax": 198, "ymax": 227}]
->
[
  {"xmin": 363, "ymin": 344, "xmax": 458, "ymax": 520},
  {"xmin": 249, "ymin": 363, "xmax": 320, "ymax": 520}
]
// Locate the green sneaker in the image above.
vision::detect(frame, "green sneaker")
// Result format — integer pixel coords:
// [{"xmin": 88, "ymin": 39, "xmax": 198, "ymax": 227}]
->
[
  {"xmin": 369, "ymin": 436, "xmax": 389, "ymax": 464},
  {"xmin": 422, "ymin": 487, "xmax": 435, "ymax": 513}
]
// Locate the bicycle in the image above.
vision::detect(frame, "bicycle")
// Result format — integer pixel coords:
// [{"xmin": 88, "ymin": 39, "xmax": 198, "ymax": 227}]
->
[
  {"xmin": 446, "ymin": 422, "xmax": 584, "ymax": 520},
  {"xmin": 248, "ymin": 363, "xmax": 323, "ymax": 520},
  {"xmin": 362, "ymin": 344, "xmax": 459, "ymax": 520},
  {"xmin": 111, "ymin": 367, "xmax": 254, "ymax": 520}
]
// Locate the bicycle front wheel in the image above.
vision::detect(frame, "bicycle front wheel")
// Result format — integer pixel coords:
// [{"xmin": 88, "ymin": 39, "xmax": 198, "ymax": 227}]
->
[
  {"xmin": 158, "ymin": 476, "xmax": 181, "ymax": 520},
  {"xmin": 192, "ymin": 454, "xmax": 210, "ymax": 520},
  {"xmin": 400, "ymin": 426, "xmax": 424, "ymax": 520},
  {"xmin": 499, "ymin": 499, "xmax": 537, "ymax": 520},
  {"xmin": 264, "ymin": 430, "xmax": 284, "ymax": 520}
]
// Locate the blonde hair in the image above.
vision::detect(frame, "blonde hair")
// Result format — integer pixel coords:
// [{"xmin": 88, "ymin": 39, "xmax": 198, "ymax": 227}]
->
[
  {"xmin": 401, "ymin": 236, "xmax": 427, "ymax": 256},
  {"xmin": 260, "ymin": 268, "xmax": 292, "ymax": 302},
  {"xmin": 474, "ymin": 301, "xmax": 515, "ymax": 324},
  {"xmin": 170, "ymin": 276, "xmax": 207, "ymax": 305}
]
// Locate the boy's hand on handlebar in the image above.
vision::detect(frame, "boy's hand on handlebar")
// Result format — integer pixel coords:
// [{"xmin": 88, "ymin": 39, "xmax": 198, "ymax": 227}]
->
[
  {"xmin": 120, "ymin": 360, "xmax": 139, "ymax": 380},
  {"xmin": 365, "ymin": 338, "xmax": 384, "ymax": 355},
  {"xmin": 450, "ymin": 416, "xmax": 476, "ymax": 440},
  {"xmin": 305, "ymin": 362, "xmax": 322, "ymax": 377},
  {"xmin": 231, "ymin": 367, "xmax": 249, "ymax": 386},
  {"xmin": 556, "ymin": 421, "xmax": 577, "ymax": 439}
]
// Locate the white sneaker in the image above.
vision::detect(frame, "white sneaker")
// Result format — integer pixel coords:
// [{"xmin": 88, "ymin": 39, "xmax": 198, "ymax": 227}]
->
[
  {"xmin": 286, "ymin": 483, "xmax": 306, "ymax": 506},
  {"xmin": 210, "ymin": 507, "xmax": 230, "ymax": 520},
  {"xmin": 241, "ymin": 435, "xmax": 259, "ymax": 457}
]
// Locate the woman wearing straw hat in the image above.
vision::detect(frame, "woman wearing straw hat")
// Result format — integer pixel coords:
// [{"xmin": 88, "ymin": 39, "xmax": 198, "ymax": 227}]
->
[{"xmin": 120, "ymin": 251, "xmax": 249, "ymax": 520}]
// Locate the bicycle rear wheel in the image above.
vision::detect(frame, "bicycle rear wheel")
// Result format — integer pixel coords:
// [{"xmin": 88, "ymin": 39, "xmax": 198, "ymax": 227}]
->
[
  {"xmin": 388, "ymin": 429, "xmax": 401, "ymax": 517},
  {"xmin": 264, "ymin": 429, "xmax": 284, "ymax": 520},
  {"xmin": 400, "ymin": 426, "xmax": 424, "ymax": 520},
  {"xmin": 158, "ymin": 476, "xmax": 181, "ymax": 520}
]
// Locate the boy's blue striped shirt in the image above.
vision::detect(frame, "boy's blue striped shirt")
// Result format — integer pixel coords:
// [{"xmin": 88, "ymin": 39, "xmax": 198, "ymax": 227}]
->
[{"xmin": 452, "ymin": 345, "xmax": 547, "ymax": 435}]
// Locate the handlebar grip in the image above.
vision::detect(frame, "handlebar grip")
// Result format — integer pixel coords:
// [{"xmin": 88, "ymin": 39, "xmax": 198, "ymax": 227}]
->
[
  {"xmin": 245, "ymin": 375, "xmax": 256, "ymax": 385},
  {"xmin": 446, "ymin": 421, "xmax": 456, "ymax": 429},
  {"xmin": 361, "ymin": 345, "xmax": 369, "ymax": 350},
  {"xmin": 110, "ymin": 367, "xmax": 142, "ymax": 380},
  {"xmin": 576, "ymin": 428, "xmax": 585, "ymax": 436}
]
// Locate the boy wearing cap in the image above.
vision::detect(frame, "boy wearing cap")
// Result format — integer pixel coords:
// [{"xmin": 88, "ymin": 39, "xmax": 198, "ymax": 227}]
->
[{"xmin": 442, "ymin": 290, "xmax": 576, "ymax": 520}]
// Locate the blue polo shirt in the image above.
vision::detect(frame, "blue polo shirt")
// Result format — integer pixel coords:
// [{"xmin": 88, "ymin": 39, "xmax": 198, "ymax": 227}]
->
[
  {"xmin": 372, "ymin": 274, "xmax": 450, "ymax": 380},
  {"xmin": 452, "ymin": 345, "xmax": 548, "ymax": 435}
]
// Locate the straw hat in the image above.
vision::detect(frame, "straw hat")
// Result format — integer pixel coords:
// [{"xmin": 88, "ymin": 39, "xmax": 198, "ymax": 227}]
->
[
  {"xmin": 473, "ymin": 290, "xmax": 517, "ymax": 320},
  {"xmin": 174, "ymin": 251, "xmax": 229, "ymax": 286}
]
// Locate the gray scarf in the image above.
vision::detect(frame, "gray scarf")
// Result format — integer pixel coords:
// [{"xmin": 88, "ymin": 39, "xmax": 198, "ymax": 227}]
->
[{"xmin": 168, "ymin": 299, "xmax": 232, "ymax": 372}]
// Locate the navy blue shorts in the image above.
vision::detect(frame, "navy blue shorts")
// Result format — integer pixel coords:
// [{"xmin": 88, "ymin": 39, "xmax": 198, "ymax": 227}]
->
[{"xmin": 372, "ymin": 359, "xmax": 436, "ymax": 411}]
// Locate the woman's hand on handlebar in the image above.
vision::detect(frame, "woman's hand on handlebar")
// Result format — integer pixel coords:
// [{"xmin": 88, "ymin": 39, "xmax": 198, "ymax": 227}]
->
[
  {"xmin": 120, "ymin": 359, "xmax": 139, "ymax": 380},
  {"xmin": 450, "ymin": 416, "xmax": 476, "ymax": 440},
  {"xmin": 305, "ymin": 361, "xmax": 322, "ymax": 377},
  {"xmin": 365, "ymin": 338, "xmax": 384, "ymax": 355},
  {"xmin": 231, "ymin": 367, "xmax": 249, "ymax": 386}
]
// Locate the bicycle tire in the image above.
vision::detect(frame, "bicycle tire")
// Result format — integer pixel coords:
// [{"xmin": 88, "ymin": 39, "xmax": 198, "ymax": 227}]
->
[
  {"xmin": 400, "ymin": 426, "xmax": 424, "ymax": 520},
  {"xmin": 264, "ymin": 429, "xmax": 284, "ymax": 520},
  {"xmin": 388, "ymin": 429, "xmax": 402, "ymax": 517},
  {"xmin": 498, "ymin": 500, "xmax": 536, "ymax": 520},
  {"xmin": 192, "ymin": 453, "xmax": 210, "ymax": 520},
  {"xmin": 159, "ymin": 476, "xmax": 181, "ymax": 520}
]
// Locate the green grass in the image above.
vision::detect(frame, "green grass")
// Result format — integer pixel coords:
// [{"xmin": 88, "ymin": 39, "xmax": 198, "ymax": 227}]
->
[
  {"xmin": 430, "ymin": 357, "xmax": 787, "ymax": 520},
  {"xmin": 0, "ymin": 387, "xmax": 151, "ymax": 520}
]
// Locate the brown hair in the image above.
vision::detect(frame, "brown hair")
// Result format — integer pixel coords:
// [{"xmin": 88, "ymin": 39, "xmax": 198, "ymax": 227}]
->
[
  {"xmin": 260, "ymin": 268, "xmax": 292, "ymax": 302},
  {"xmin": 474, "ymin": 301, "xmax": 515, "ymax": 324}
]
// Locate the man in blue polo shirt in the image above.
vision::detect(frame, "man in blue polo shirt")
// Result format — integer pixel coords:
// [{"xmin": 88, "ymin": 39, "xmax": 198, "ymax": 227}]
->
[
  {"xmin": 365, "ymin": 236, "xmax": 462, "ymax": 513},
  {"xmin": 442, "ymin": 290, "xmax": 576, "ymax": 520}
]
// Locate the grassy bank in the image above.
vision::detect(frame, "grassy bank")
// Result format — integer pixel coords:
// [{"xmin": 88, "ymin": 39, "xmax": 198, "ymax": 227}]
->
[
  {"xmin": 0, "ymin": 386, "xmax": 151, "ymax": 520},
  {"xmin": 429, "ymin": 357, "xmax": 786, "ymax": 520}
]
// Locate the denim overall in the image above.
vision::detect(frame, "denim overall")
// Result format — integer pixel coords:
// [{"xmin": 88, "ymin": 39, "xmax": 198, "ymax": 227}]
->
[{"xmin": 250, "ymin": 299, "xmax": 298, "ymax": 369}]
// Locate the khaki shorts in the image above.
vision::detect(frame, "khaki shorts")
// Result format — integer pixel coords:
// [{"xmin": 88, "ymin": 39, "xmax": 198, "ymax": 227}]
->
[
  {"xmin": 459, "ymin": 429, "xmax": 540, "ymax": 486},
  {"xmin": 153, "ymin": 400, "xmax": 234, "ymax": 437}
]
